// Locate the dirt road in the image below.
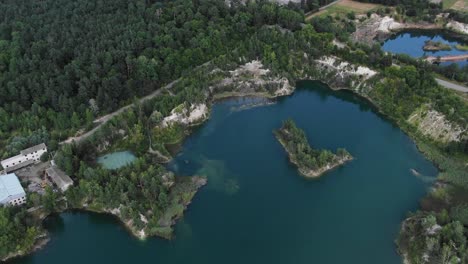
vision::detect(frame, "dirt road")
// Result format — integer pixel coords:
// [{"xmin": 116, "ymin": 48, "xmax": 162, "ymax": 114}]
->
[{"xmin": 61, "ymin": 78, "xmax": 179, "ymax": 144}]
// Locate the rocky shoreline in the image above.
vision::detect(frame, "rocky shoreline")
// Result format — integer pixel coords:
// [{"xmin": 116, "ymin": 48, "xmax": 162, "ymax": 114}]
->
[
  {"xmin": 81, "ymin": 176, "xmax": 208, "ymax": 240},
  {"xmin": 2, "ymin": 235, "xmax": 50, "ymax": 262}
]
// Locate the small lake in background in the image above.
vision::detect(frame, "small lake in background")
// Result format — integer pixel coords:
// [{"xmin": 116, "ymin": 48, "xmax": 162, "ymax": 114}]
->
[{"xmin": 382, "ymin": 30, "xmax": 468, "ymax": 66}]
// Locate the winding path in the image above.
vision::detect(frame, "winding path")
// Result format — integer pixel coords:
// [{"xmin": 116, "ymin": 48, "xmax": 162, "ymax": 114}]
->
[
  {"xmin": 61, "ymin": 61, "xmax": 213, "ymax": 145},
  {"xmin": 61, "ymin": 79, "xmax": 179, "ymax": 145}
]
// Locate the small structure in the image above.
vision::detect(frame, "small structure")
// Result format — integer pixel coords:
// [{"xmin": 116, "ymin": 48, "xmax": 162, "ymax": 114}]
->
[
  {"xmin": 0, "ymin": 173, "xmax": 26, "ymax": 206},
  {"xmin": 45, "ymin": 166, "xmax": 73, "ymax": 192},
  {"xmin": 1, "ymin": 143, "xmax": 48, "ymax": 173}
]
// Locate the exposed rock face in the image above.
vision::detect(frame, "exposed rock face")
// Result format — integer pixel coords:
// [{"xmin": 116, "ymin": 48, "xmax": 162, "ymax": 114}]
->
[
  {"xmin": 377, "ymin": 16, "xmax": 403, "ymax": 33},
  {"xmin": 314, "ymin": 56, "xmax": 377, "ymax": 91},
  {"xmin": 213, "ymin": 60, "xmax": 294, "ymax": 98},
  {"xmin": 352, "ymin": 15, "xmax": 402, "ymax": 44},
  {"xmin": 161, "ymin": 103, "xmax": 208, "ymax": 127},
  {"xmin": 352, "ymin": 15, "xmax": 442, "ymax": 44},
  {"xmin": 229, "ymin": 60, "xmax": 270, "ymax": 77},
  {"xmin": 408, "ymin": 107, "xmax": 466, "ymax": 143},
  {"xmin": 446, "ymin": 21, "xmax": 468, "ymax": 35}
]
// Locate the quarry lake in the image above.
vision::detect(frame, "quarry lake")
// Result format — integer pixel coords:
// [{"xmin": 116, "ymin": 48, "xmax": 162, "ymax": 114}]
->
[
  {"xmin": 382, "ymin": 30, "xmax": 468, "ymax": 66},
  {"xmin": 12, "ymin": 81, "xmax": 438, "ymax": 264}
]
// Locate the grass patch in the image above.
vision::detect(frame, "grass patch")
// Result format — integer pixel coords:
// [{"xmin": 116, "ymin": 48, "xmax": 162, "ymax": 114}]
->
[
  {"xmin": 443, "ymin": 0, "xmax": 460, "ymax": 9},
  {"xmin": 440, "ymin": 0, "xmax": 468, "ymax": 10},
  {"xmin": 309, "ymin": 0, "xmax": 380, "ymax": 19},
  {"xmin": 455, "ymin": 44, "xmax": 468, "ymax": 51}
]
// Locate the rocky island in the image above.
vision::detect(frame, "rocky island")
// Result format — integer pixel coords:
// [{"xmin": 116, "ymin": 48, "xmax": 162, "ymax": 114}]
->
[
  {"xmin": 422, "ymin": 40, "xmax": 452, "ymax": 51},
  {"xmin": 274, "ymin": 119, "xmax": 352, "ymax": 178}
]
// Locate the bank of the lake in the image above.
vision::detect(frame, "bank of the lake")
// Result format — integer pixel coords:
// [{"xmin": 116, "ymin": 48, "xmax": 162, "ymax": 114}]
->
[{"xmin": 11, "ymin": 81, "xmax": 437, "ymax": 264}]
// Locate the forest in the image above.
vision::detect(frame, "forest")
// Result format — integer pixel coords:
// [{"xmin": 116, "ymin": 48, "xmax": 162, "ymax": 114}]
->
[
  {"xmin": 0, "ymin": 0, "xmax": 467, "ymax": 262},
  {"xmin": 0, "ymin": 207, "xmax": 40, "ymax": 259},
  {"xmin": 0, "ymin": 0, "xmax": 303, "ymax": 159}
]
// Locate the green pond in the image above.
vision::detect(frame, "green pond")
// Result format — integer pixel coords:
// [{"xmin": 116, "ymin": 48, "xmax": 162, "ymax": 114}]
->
[
  {"xmin": 12, "ymin": 81, "xmax": 437, "ymax": 264},
  {"xmin": 97, "ymin": 151, "xmax": 137, "ymax": 170}
]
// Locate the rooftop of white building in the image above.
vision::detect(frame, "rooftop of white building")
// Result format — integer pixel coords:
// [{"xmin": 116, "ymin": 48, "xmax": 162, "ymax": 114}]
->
[
  {"xmin": 0, "ymin": 154, "xmax": 22, "ymax": 166},
  {"xmin": 0, "ymin": 173, "xmax": 26, "ymax": 202},
  {"xmin": 1, "ymin": 143, "xmax": 47, "ymax": 167}
]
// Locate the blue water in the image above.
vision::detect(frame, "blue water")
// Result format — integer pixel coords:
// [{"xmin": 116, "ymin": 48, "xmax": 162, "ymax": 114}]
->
[
  {"xmin": 13, "ymin": 81, "xmax": 437, "ymax": 264},
  {"xmin": 382, "ymin": 31, "xmax": 468, "ymax": 66},
  {"xmin": 97, "ymin": 151, "xmax": 137, "ymax": 170}
]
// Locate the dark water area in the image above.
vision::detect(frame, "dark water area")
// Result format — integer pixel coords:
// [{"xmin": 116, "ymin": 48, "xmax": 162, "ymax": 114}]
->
[
  {"xmin": 12, "ymin": 81, "xmax": 437, "ymax": 264},
  {"xmin": 382, "ymin": 30, "xmax": 468, "ymax": 66}
]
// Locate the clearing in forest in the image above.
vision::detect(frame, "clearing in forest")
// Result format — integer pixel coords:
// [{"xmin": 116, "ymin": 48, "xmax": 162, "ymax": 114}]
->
[
  {"xmin": 307, "ymin": 0, "xmax": 380, "ymax": 20},
  {"xmin": 448, "ymin": 0, "xmax": 467, "ymax": 10}
]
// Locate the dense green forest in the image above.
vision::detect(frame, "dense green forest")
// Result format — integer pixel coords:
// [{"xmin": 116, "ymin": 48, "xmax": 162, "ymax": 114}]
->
[
  {"xmin": 0, "ymin": 0, "xmax": 467, "ymax": 262},
  {"xmin": 0, "ymin": 207, "xmax": 40, "ymax": 259},
  {"xmin": 0, "ymin": 0, "xmax": 303, "ymax": 159},
  {"xmin": 274, "ymin": 119, "xmax": 351, "ymax": 175}
]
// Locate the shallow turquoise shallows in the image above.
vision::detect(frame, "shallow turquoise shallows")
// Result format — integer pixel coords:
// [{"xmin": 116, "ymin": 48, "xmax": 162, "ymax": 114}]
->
[
  {"xmin": 382, "ymin": 30, "xmax": 468, "ymax": 66},
  {"xmin": 97, "ymin": 151, "xmax": 137, "ymax": 170},
  {"xmin": 12, "ymin": 81, "xmax": 437, "ymax": 264}
]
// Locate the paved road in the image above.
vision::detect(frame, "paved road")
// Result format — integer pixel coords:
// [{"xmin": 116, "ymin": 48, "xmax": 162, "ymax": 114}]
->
[{"xmin": 435, "ymin": 78, "xmax": 468, "ymax": 93}]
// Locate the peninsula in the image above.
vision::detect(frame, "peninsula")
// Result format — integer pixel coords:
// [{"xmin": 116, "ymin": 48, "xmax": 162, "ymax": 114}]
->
[
  {"xmin": 274, "ymin": 119, "xmax": 352, "ymax": 178},
  {"xmin": 422, "ymin": 40, "xmax": 452, "ymax": 51}
]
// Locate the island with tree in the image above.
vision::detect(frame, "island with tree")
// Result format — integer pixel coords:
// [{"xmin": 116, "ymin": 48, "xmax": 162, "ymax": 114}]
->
[{"xmin": 274, "ymin": 119, "xmax": 352, "ymax": 178}]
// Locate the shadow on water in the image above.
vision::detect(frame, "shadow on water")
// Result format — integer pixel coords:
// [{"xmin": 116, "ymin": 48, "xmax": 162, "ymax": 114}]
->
[
  {"xmin": 295, "ymin": 80, "xmax": 373, "ymax": 111},
  {"xmin": 42, "ymin": 214, "xmax": 65, "ymax": 234}
]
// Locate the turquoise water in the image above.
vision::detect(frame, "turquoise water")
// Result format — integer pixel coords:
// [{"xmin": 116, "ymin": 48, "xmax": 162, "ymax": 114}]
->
[
  {"xmin": 12, "ymin": 81, "xmax": 437, "ymax": 264},
  {"xmin": 97, "ymin": 151, "xmax": 137, "ymax": 170},
  {"xmin": 382, "ymin": 30, "xmax": 468, "ymax": 66}
]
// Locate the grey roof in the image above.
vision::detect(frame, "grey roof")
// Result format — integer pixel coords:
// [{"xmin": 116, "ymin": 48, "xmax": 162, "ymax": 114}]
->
[
  {"xmin": 0, "ymin": 173, "xmax": 26, "ymax": 204},
  {"xmin": 46, "ymin": 166, "xmax": 73, "ymax": 192},
  {"xmin": 20, "ymin": 143, "xmax": 47, "ymax": 155}
]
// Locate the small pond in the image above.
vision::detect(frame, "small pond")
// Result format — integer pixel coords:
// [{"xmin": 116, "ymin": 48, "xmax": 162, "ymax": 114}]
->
[
  {"xmin": 382, "ymin": 30, "xmax": 468, "ymax": 66},
  {"xmin": 97, "ymin": 151, "xmax": 137, "ymax": 170}
]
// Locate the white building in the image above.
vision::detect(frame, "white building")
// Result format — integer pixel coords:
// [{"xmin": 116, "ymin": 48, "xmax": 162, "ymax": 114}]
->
[
  {"xmin": 0, "ymin": 173, "xmax": 26, "ymax": 206},
  {"xmin": 1, "ymin": 143, "xmax": 47, "ymax": 173}
]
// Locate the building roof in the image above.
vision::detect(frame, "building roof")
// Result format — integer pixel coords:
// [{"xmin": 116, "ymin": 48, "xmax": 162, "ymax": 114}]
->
[
  {"xmin": 0, "ymin": 173, "xmax": 26, "ymax": 203},
  {"xmin": 2, "ymin": 160, "xmax": 35, "ymax": 173},
  {"xmin": 46, "ymin": 166, "xmax": 73, "ymax": 191},
  {"xmin": 20, "ymin": 143, "xmax": 47, "ymax": 155},
  {"xmin": 1, "ymin": 154, "xmax": 22, "ymax": 166}
]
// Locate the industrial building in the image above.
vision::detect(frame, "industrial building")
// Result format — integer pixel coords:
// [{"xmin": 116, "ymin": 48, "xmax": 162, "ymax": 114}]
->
[
  {"xmin": 46, "ymin": 166, "xmax": 74, "ymax": 192},
  {"xmin": 1, "ymin": 143, "xmax": 47, "ymax": 173},
  {"xmin": 0, "ymin": 173, "xmax": 26, "ymax": 206}
]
